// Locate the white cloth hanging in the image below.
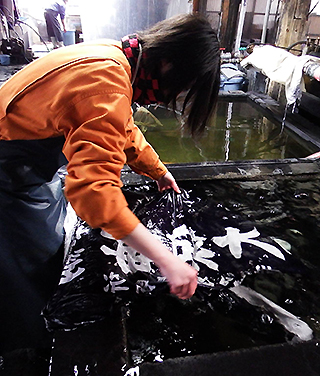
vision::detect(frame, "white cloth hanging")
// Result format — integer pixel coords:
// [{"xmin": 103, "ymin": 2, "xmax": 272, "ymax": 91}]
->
[{"xmin": 241, "ymin": 45, "xmax": 320, "ymax": 105}]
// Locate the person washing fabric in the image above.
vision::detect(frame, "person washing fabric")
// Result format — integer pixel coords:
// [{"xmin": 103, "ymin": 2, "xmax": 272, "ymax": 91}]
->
[
  {"xmin": 0, "ymin": 13, "xmax": 220, "ymax": 355},
  {"xmin": 44, "ymin": 0, "xmax": 68, "ymax": 49}
]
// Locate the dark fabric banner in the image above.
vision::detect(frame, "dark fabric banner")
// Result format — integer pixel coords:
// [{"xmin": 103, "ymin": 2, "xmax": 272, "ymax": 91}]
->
[{"xmin": 43, "ymin": 184, "xmax": 308, "ymax": 332}]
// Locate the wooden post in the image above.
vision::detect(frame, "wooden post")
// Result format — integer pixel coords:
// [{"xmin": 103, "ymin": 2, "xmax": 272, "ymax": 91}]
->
[
  {"xmin": 275, "ymin": 0, "xmax": 312, "ymax": 50},
  {"xmin": 267, "ymin": 0, "xmax": 312, "ymax": 103},
  {"xmin": 193, "ymin": 0, "xmax": 200, "ymax": 13},
  {"xmin": 193, "ymin": 0, "xmax": 208, "ymax": 15},
  {"xmin": 219, "ymin": 0, "xmax": 242, "ymax": 52}
]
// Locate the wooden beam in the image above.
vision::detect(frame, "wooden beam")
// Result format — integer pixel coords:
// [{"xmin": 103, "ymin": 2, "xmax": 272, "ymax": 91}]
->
[
  {"xmin": 193, "ymin": 0, "xmax": 200, "ymax": 13},
  {"xmin": 267, "ymin": 0, "xmax": 312, "ymax": 103},
  {"xmin": 219, "ymin": 0, "xmax": 242, "ymax": 52},
  {"xmin": 193, "ymin": 0, "xmax": 208, "ymax": 15},
  {"xmin": 275, "ymin": 0, "xmax": 312, "ymax": 50}
]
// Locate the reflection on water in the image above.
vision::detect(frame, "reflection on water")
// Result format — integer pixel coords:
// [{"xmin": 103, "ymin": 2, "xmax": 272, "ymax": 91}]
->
[{"xmin": 137, "ymin": 101, "xmax": 317, "ymax": 163}]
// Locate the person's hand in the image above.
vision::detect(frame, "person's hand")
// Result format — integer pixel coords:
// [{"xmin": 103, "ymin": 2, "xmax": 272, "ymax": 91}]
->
[
  {"xmin": 121, "ymin": 223, "xmax": 197, "ymax": 300},
  {"xmin": 157, "ymin": 171, "xmax": 181, "ymax": 193},
  {"xmin": 158, "ymin": 255, "xmax": 198, "ymax": 299}
]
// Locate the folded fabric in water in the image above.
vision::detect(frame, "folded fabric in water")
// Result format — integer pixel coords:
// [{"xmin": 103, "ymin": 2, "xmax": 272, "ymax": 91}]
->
[
  {"xmin": 43, "ymin": 187, "xmax": 304, "ymax": 331},
  {"xmin": 240, "ymin": 45, "xmax": 320, "ymax": 105}
]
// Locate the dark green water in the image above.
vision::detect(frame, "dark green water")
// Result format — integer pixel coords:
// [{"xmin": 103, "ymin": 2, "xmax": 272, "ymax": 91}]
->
[{"xmin": 138, "ymin": 101, "xmax": 317, "ymax": 163}]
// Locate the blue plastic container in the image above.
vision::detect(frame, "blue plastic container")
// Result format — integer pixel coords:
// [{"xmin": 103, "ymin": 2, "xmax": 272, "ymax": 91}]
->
[
  {"xmin": 220, "ymin": 76, "xmax": 245, "ymax": 91},
  {"xmin": 220, "ymin": 63, "xmax": 246, "ymax": 91},
  {"xmin": 0, "ymin": 54, "xmax": 10, "ymax": 66},
  {"xmin": 63, "ymin": 31, "xmax": 75, "ymax": 46}
]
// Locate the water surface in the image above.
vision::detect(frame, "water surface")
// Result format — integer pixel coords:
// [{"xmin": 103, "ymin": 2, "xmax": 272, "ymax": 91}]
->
[{"xmin": 139, "ymin": 101, "xmax": 317, "ymax": 163}]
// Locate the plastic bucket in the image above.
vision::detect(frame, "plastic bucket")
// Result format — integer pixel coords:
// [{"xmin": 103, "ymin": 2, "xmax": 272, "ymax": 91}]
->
[{"xmin": 63, "ymin": 31, "xmax": 75, "ymax": 46}]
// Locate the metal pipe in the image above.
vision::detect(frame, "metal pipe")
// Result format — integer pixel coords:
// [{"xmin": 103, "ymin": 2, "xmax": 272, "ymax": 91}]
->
[
  {"xmin": 261, "ymin": 0, "xmax": 272, "ymax": 43},
  {"xmin": 234, "ymin": 0, "xmax": 247, "ymax": 55}
]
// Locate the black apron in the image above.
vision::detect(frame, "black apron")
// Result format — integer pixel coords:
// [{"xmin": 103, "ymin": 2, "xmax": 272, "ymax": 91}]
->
[{"xmin": 0, "ymin": 136, "xmax": 67, "ymax": 353}]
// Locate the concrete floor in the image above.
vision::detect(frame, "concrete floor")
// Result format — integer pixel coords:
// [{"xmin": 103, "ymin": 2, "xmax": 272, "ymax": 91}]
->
[
  {"xmin": 0, "ymin": 43, "xmax": 54, "ymax": 87},
  {"xmin": 0, "ymin": 64, "xmax": 26, "ymax": 87}
]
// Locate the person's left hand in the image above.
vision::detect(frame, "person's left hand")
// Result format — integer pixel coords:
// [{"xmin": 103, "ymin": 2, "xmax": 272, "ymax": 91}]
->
[{"xmin": 157, "ymin": 171, "xmax": 181, "ymax": 193}]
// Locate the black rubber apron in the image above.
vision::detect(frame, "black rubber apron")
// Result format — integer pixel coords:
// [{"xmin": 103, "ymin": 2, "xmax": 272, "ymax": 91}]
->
[{"xmin": 0, "ymin": 136, "xmax": 67, "ymax": 353}]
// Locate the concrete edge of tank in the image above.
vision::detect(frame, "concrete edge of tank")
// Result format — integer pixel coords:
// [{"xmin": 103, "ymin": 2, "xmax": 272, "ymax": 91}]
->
[
  {"xmin": 139, "ymin": 338, "xmax": 320, "ymax": 376},
  {"xmin": 121, "ymin": 158, "xmax": 320, "ymax": 185}
]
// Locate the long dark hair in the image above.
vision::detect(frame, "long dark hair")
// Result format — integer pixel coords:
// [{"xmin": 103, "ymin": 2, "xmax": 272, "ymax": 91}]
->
[{"xmin": 139, "ymin": 13, "xmax": 220, "ymax": 137}]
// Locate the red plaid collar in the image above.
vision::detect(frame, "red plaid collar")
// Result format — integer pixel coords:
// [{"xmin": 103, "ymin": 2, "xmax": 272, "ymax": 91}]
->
[{"xmin": 121, "ymin": 34, "xmax": 164, "ymax": 105}]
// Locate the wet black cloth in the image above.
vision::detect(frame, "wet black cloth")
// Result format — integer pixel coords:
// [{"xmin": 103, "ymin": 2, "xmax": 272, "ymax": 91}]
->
[
  {"xmin": 43, "ymin": 185, "xmax": 306, "ymax": 331},
  {"xmin": 0, "ymin": 137, "xmax": 67, "ymax": 353}
]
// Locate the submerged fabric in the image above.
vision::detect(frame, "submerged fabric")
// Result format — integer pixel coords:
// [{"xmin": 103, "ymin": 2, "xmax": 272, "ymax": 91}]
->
[{"xmin": 43, "ymin": 183, "xmax": 309, "ymax": 331}]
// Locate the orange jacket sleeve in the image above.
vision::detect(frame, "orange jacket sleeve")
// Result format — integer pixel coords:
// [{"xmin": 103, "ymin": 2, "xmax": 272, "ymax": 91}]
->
[
  {"xmin": 61, "ymin": 63, "xmax": 167, "ymax": 239},
  {"xmin": 124, "ymin": 121, "xmax": 168, "ymax": 180}
]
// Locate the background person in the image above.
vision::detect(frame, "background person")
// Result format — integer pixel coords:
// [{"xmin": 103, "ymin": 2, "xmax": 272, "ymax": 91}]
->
[{"xmin": 44, "ymin": 0, "xmax": 68, "ymax": 49}]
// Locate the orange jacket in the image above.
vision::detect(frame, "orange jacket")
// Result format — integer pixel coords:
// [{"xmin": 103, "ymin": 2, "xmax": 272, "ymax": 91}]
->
[{"xmin": 0, "ymin": 40, "xmax": 168, "ymax": 239}]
